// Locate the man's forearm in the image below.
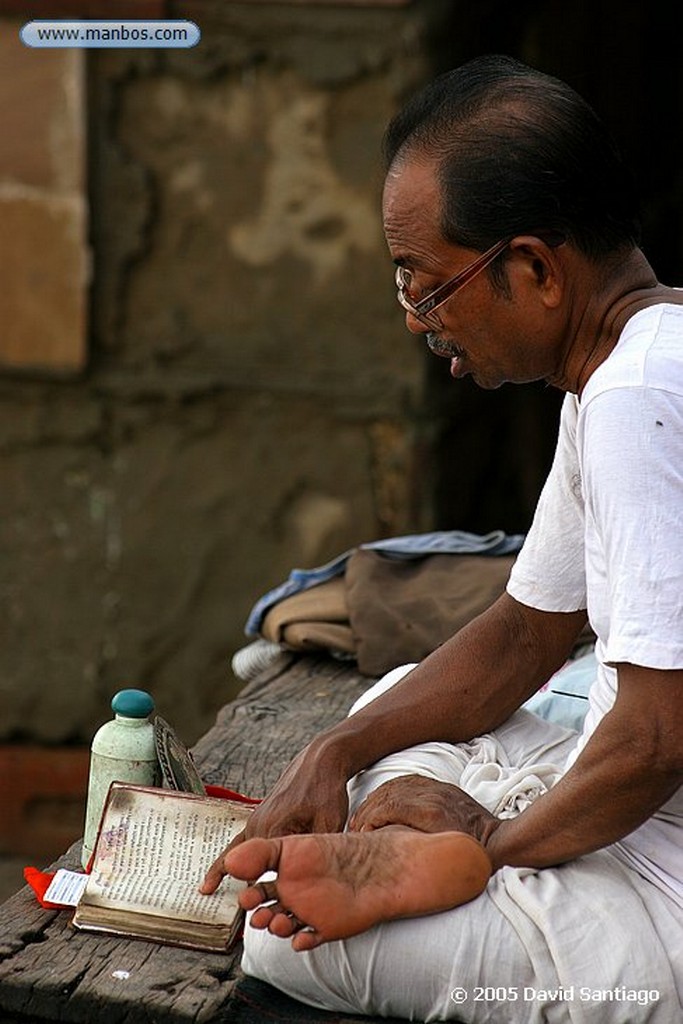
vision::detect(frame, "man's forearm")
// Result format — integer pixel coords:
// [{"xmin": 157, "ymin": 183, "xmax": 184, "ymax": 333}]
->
[{"xmin": 311, "ymin": 594, "xmax": 587, "ymax": 782}]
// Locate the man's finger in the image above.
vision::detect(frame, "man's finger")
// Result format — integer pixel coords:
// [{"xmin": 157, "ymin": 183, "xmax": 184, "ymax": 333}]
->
[
  {"xmin": 199, "ymin": 827, "xmax": 248, "ymax": 894},
  {"xmin": 199, "ymin": 853, "xmax": 228, "ymax": 894}
]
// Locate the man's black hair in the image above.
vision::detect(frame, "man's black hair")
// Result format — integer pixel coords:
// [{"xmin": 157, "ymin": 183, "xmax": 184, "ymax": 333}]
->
[{"xmin": 383, "ymin": 54, "xmax": 641, "ymax": 259}]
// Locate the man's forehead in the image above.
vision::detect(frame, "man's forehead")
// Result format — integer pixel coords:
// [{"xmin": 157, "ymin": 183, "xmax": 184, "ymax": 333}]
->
[
  {"xmin": 383, "ymin": 155, "xmax": 441, "ymax": 210},
  {"xmin": 382, "ymin": 155, "xmax": 445, "ymax": 264}
]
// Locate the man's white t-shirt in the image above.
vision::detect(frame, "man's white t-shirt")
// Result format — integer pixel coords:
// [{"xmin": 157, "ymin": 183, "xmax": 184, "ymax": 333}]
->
[{"xmin": 507, "ymin": 302, "xmax": 683, "ymax": 908}]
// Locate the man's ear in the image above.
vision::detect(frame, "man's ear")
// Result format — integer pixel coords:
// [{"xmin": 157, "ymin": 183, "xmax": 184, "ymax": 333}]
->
[{"xmin": 508, "ymin": 236, "xmax": 563, "ymax": 307}]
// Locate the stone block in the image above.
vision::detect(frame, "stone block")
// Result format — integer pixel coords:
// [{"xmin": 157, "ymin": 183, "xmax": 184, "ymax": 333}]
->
[
  {"xmin": 0, "ymin": 19, "xmax": 87, "ymax": 373},
  {"xmin": 93, "ymin": 62, "xmax": 422, "ymax": 408},
  {"xmin": 0, "ymin": 388, "xmax": 400, "ymax": 746},
  {"xmin": 0, "ymin": 21, "xmax": 83, "ymax": 193},
  {"xmin": 0, "ymin": 193, "xmax": 88, "ymax": 372}
]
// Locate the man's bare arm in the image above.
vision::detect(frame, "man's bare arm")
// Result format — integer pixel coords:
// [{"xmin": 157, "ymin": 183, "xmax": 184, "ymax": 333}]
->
[
  {"xmin": 485, "ymin": 663, "xmax": 683, "ymax": 870},
  {"xmin": 347, "ymin": 662, "xmax": 682, "ymax": 874},
  {"xmin": 328, "ymin": 594, "xmax": 587, "ymax": 771},
  {"xmin": 232, "ymin": 595, "xmax": 586, "ymax": 841}
]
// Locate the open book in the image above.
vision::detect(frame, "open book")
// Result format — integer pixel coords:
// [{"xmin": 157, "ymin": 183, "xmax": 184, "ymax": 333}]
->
[{"xmin": 72, "ymin": 782, "xmax": 254, "ymax": 952}]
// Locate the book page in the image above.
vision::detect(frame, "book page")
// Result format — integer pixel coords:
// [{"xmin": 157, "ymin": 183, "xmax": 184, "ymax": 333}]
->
[{"xmin": 83, "ymin": 786, "xmax": 250, "ymax": 923}]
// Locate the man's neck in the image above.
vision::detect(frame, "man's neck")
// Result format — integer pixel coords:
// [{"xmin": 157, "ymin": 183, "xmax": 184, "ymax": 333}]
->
[{"xmin": 554, "ymin": 249, "xmax": 672, "ymax": 395}]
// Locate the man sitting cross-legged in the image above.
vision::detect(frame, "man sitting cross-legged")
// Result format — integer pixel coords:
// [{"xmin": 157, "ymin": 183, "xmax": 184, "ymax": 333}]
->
[{"xmin": 200, "ymin": 54, "xmax": 683, "ymax": 1023}]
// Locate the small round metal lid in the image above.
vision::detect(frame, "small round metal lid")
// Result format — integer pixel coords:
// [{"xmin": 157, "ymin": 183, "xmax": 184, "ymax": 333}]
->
[{"xmin": 111, "ymin": 689, "xmax": 155, "ymax": 718}]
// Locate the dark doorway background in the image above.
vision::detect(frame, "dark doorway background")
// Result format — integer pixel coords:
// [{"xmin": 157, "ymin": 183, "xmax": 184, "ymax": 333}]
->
[{"xmin": 416, "ymin": 1, "xmax": 683, "ymax": 536}]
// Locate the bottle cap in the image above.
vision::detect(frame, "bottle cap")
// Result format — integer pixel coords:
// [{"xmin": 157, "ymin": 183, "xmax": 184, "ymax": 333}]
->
[{"xmin": 111, "ymin": 689, "xmax": 155, "ymax": 719}]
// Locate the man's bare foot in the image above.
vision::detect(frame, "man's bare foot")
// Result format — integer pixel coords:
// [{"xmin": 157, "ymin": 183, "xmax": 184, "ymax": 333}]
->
[{"xmin": 206, "ymin": 828, "xmax": 491, "ymax": 951}]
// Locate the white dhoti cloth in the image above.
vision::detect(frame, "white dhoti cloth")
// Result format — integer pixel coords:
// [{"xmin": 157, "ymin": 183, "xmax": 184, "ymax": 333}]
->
[{"xmin": 242, "ymin": 666, "xmax": 683, "ymax": 1022}]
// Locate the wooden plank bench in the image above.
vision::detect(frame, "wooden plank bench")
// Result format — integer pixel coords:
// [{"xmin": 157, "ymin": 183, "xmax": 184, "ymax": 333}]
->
[{"xmin": 0, "ymin": 653, "xmax": 422, "ymax": 1024}]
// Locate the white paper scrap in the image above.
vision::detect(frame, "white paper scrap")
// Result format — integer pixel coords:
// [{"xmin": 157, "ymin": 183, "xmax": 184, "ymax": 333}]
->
[{"xmin": 43, "ymin": 868, "xmax": 89, "ymax": 907}]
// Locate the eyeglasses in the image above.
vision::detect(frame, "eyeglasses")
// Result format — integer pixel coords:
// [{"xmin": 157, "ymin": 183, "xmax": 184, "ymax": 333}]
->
[{"xmin": 395, "ymin": 237, "xmax": 511, "ymax": 330}]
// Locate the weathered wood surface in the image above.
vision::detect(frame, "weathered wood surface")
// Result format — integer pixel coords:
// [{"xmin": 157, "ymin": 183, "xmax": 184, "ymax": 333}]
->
[
  {"xmin": 0, "ymin": 654, "xmax": 388, "ymax": 1024},
  {"xmin": 193, "ymin": 652, "xmax": 374, "ymax": 796}
]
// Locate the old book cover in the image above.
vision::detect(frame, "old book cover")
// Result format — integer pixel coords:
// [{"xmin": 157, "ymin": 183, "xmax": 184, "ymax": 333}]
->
[{"xmin": 72, "ymin": 782, "xmax": 254, "ymax": 952}]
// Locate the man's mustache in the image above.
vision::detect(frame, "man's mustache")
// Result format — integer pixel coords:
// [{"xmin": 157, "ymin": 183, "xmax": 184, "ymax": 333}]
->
[{"xmin": 426, "ymin": 333, "xmax": 462, "ymax": 359}]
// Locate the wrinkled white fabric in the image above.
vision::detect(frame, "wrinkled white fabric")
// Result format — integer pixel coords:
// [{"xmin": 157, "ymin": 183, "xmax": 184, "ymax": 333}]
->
[{"xmin": 458, "ymin": 740, "xmax": 561, "ymax": 819}]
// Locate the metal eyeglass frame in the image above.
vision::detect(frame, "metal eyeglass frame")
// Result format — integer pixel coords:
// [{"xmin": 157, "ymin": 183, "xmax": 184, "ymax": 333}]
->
[{"xmin": 395, "ymin": 237, "xmax": 511, "ymax": 331}]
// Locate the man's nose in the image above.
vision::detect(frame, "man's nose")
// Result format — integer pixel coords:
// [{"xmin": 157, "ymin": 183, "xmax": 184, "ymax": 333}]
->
[{"xmin": 405, "ymin": 311, "xmax": 430, "ymax": 335}]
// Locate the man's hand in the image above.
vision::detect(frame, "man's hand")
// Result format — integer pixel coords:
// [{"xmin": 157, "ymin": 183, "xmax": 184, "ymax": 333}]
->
[
  {"xmin": 348, "ymin": 774, "xmax": 501, "ymax": 848},
  {"xmin": 245, "ymin": 741, "xmax": 351, "ymax": 835},
  {"xmin": 201, "ymin": 738, "xmax": 350, "ymax": 895}
]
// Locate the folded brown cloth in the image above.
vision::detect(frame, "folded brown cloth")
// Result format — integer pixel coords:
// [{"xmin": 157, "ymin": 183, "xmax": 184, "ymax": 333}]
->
[
  {"xmin": 261, "ymin": 577, "xmax": 355, "ymax": 654},
  {"xmin": 260, "ymin": 551, "xmax": 517, "ymax": 676},
  {"xmin": 346, "ymin": 550, "xmax": 517, "ymax": 675}
]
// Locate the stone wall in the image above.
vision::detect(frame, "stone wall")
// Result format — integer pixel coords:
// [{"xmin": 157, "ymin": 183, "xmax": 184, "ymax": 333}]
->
[
  {"xmin": 0, "ymin": 2, "xmax": 442, "ymax": 748},
  {"xmin": 2, "ymin": 0, "xmax": 682, "ymax": 762}
]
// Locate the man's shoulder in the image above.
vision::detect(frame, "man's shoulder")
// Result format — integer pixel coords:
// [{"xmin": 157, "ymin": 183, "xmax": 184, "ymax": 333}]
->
[{"xmin": 583, "ymin": 303, "xmax": 683, "ymax": 407}]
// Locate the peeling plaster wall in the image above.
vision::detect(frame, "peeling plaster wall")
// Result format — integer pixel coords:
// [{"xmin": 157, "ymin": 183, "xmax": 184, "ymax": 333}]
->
[
  {"xmin": 5, "ymin": 2, "xmax": 682, "ymax": 749},
  {"xmin": 0, "ymin": 3, "xmax": 442, "ymax": 745}
]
